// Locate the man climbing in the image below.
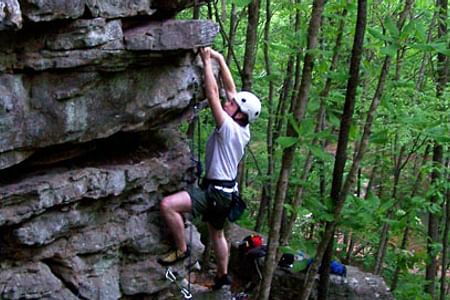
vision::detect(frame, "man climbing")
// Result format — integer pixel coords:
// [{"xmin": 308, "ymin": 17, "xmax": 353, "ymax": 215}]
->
[{"xmin": 158, "ymin": 46, "xmax": 261, "ymax": 290}]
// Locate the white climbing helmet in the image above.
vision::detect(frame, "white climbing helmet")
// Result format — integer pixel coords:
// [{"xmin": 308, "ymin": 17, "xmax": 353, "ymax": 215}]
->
[{"xmin": 234, "ymin": 91, "xmax": 261, "ymax": 123}]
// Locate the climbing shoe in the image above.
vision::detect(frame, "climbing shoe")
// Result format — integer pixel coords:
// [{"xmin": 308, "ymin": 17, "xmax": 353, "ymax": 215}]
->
[
  {"xmin": 212, "ymin": 274, "xmax": 232, "ymax": 290},
  {"xmin": 157, "ymin": 246, "xmax": 190, "ymax": 266}
]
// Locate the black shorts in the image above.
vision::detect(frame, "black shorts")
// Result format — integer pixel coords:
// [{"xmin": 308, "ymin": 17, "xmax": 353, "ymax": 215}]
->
[{"xmin": 188, "ymin": 185, "xmax": 232, "ymax": 230}]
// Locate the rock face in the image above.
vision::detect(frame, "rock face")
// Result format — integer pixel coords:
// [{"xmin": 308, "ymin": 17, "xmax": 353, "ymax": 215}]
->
[{"xmin": 0, "ymin": 1, "xmax": 216, "ymax": 299}]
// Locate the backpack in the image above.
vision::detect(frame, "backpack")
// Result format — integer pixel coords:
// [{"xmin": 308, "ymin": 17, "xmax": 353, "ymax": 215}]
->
[
  {"xmin": 330, "ymin": 260, "xmax": 347, "ymax": 277},
  {"xmin": 278, "ymin": 253, "xmax": 295, "ymax": 268},
  {"xmin": 241, "ymin": 235, "xmax": 263, "ymax": 251},
  {"xmin": 306, "ymin": 259, "xmax": 347, "ymax": 277},
  {"xmin": 238, "ymin": 235, "xmax": 267, "ymax": 285}
]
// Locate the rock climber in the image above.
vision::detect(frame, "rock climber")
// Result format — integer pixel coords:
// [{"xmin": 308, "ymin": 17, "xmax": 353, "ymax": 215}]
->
[{"xmin": 158, "ymin": 46, "xmax": 261, "ymax": 290}]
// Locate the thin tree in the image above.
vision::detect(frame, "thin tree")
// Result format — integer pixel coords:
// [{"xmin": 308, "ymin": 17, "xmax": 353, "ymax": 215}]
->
[
  {"xmin": 254, "ymin": 0, "xmax": 274, "ymax": 233},
  {"xmin": 237, "ymin": 0, "xmax": 260, "ymax": 191},
  {"xmin": 220, "ymin": 0, "xmax": 226, "ymax": 22},
  {"xmin": 280, "ymin": 4, "xmax": 349, "ymax": 246},
  {"xmin": 426, "ymin": 144, "xmax": 444, "ymax": 297},
  {"xmin": 193, "ymin": 0, "xmax": 200, "ymax": 19},
  {"xmin": 314, "ymin": 1, "xmax": 367, "ymax": 298},
  {"xmin": 391, "ymin": 144, "xmax": 431, "ymax": 290},
  {"xmin": 300, "ymin": 0, "xmax": 415, "ymax": 296},
  {"xmin": 273, "ymin": 0, "xmax": 302, "ymax": 152},
  {"xmin": 441, "ymin": 160, "xmax": 450, "ymax": 300},
  {"xmin": 343, "ymin": 160, "xmax": 379, "ymax": 265},
  {"xmin": 226, "ymin": 4, "xmax": 239, "ymax": 65},
  {"xmin": 242, "ymin": 0, "xmax": 260, "ymax": 91},
  {"xmin": 426, "ymin": 0, "xmax": 448, "ymax": 296},
  {"xmin": 415, "ymin": 13, "xmax": 437, "ymax": 91},
  {"xmin": 255, "ymin": 1, "xmax": 301, "ymax": 231},
  {"xmin": 374, "ymin": 135, "xmax": 425, "ymax": 275},
  {"xmin": 257, "ymin": 1, "xmax": 327, "ymax": 299}
]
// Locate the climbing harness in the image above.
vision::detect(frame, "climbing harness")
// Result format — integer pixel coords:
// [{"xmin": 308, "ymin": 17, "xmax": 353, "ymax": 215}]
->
[{"xmin": 165, "ymin": 267, "xmax": 193, "ymax": 299}]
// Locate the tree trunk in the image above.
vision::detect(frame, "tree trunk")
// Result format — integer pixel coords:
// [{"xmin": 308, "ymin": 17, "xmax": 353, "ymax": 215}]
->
[
  {"xmin": 366, "ymin": 161, "xmax": 378, "ymax": 199},
  {"xmin": 193, "ymin": 0, "xmax": 200, "ymax": 19},
  {"xmin": 425, "ymin": 144, "xmax": 444, "ymax": 297},
  {"xmin": 207, "ymin": 1, "xmax": 213, "ymax": 19},
  {"xmin": 415, "ymin": 12, "xmax": 436, "ymax": 91},
  {"xmin": 428, "ymin": 0, "xmax": 447, "ymax": 296},
  {"xmin": 374, "ymin": 136, "xmax": 425, "ymax": 275},
  {"xmin": 289, "ymin": 0, "xmax": 305, "ymax": 117},
  {"xmin": 254, "ymin": 0, "xmax": 273, "ymax": 233},
  {"xmin": 279, "ymin": 150, "xmax": 314, "ymax": 245},
  {"xmin": 274, "ymin": 0, "xmax": 302, "ymax": 141},
  {"xmin": 220, "ymin": 0, "xmax": 227, "ymax": 22},
  {"xmin": 300, "ymin": 1, "xmax": 416, "ymax": 298},
  {"xmin": 257, "ymin": 1, "xmax": 326, "ymax": 299},
  {"xmin": 226, "ymin": 4, "xmax": 238, "ymax": 65},
  {"xmin": 316, "ymin": 0, "xmax": 367, "ymax": 298},
  {"xmin": 441, "ymin": 161, "xmax": 450, "ymax": 300},
  {"xmin": 274, "ymin": 55, "xmax": 295, "ymax": 140},
  {"xmin": 256, "ymin": 52, "xmax": 295, "ymax": 231},
  {"xmin": 391, "ymin": 225, "xmax": 410, "ymax": 290},
  {"xmin": 316, "ymin": 7, "xmax": 349, "ymax": 298},
  {"xmin": 242, "ymin": 0, "xmax": 260, "ymax": 91},
  {"xmin": 373, "ymin": 221, "xmax": 390, "ymax": 275},
  {"xmin": 237, "ymin": 0, "xmax": 260, "ymax": 192},
  {"xmin": 391, "ymin": 145, "xmax": 430, "ymax": 290},
  {"xmin": 280, "ymin": 4, "xmax": 348, "ymax": 247},
  {"xmin": 212, "ymin": 2, "xmax": 243, "ymax": 77},
  {"xmin": 341, "ymin": 170, "xmax": 360, "ymax": 264},
  {"xmin": 374, "ymin": 142, "xmax": 404, "ymax": 275},
  {"xmin": 344, "ymin": 233, "xmax": 355, "ymax": 264}
]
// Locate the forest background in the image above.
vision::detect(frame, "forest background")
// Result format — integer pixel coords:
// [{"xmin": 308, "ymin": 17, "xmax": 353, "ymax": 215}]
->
[{"xmin": 180, "ymin": 0, "xmax": 449, "ymax": 299}]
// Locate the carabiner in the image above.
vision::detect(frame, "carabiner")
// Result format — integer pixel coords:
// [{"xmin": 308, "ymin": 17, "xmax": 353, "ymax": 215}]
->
[
  {"xmin": 181, "ymin": 287, "xmax": 193, "ymax": 299},
  {"xmin": 165, "ymin": 268, "xmax": 177, "ymax": 283}
]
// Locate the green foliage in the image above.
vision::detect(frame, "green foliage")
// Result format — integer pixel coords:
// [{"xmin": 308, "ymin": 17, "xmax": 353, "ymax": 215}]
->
[
  {"xmin": 187, "ymin": 0, "xmax": 450, "ymax": 296},
  {"xmin": 340, "ymin": 194, "xmax": 380, "ymax": 231},
  {"xmin": 393, "ymin": 273, "xmax": 433, "ymax": 300},
  {"xmin": 384, "ymin": 16, "xmax": 399, "ymax": 39},
  {"xmin": 231, "ymin": 0, "xmax": 252, "ymax": 7},
  {"xmin": 281, "ymin": 236, "xmax": 317, "ymax": 262},
  {"xmin": 277, "ymin": 136, "xmax": 298, "ymax": 148}
]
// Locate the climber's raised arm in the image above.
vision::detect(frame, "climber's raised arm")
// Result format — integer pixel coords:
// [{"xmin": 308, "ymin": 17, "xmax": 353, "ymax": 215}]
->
[
  {"xmin": 210, "ymin": 49, "xmax": 237, "ymax": 101},
  {"xmin": 200, "ymin": 47, "xmax": 226, "ymax": 127}
]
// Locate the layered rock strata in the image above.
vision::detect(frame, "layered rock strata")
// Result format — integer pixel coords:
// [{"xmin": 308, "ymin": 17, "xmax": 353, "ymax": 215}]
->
[{"xmin": 0, "ymin": 0, "xmax": 217, "ymax": 299}]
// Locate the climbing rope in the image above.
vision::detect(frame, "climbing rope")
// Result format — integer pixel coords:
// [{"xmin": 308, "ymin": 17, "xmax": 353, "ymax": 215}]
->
[
  {"xmin": 184, "ymin": 104, "xmax": 202, "ymax": 298},
  {"xmin": 188, "ymin": 220, "xmax": 193, "ymax": 295},
  {"xmin": 191, "ymin": 103, "xmax": 202, "ymax": 183}
]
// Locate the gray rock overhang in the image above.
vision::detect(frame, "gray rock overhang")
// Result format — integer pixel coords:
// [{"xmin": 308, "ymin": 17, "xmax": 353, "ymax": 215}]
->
[
  {"xmin": 0, "ymin": 19, "xmax": 219, "ymax": 72},
  {"xmin": 0, "ymin": 0, "xmax": 212, "ymax": 30},
  {"xmin": 0, "ymin": 15, "xmax": 218, "ymax": 170}
]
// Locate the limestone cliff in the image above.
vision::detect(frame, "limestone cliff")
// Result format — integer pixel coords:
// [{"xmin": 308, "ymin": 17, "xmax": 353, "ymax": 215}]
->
[{"xmin": 0, "ymin": 1, "xmax": 216, "ymax": 299}]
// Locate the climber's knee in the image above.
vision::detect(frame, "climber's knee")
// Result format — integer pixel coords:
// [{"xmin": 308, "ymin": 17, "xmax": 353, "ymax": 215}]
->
[{"xmin": 160, "ymin": 191, "xmax": 192, "ymax": 214}]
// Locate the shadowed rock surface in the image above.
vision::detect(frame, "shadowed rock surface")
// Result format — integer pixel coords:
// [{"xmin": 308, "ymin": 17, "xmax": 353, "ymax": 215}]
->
[{"xmin": 0, "ymin": 1, "xmax": 218, "ymax": 169}]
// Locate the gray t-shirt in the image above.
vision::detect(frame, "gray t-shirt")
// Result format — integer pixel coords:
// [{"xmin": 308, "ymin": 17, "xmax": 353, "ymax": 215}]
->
[{"xmin": 205, "ymin": 114, "xmax": 250, "ymax": 182}]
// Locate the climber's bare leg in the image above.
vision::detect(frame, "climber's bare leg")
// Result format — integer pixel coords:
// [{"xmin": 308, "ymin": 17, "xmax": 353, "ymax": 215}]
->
[
  {"xmin": 208, "ymin": 223, "xmax": 228, "ymax": 277},
  {"xmin": 160, "ymin": 191, "xmax": 192, "ymax": 252}
]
